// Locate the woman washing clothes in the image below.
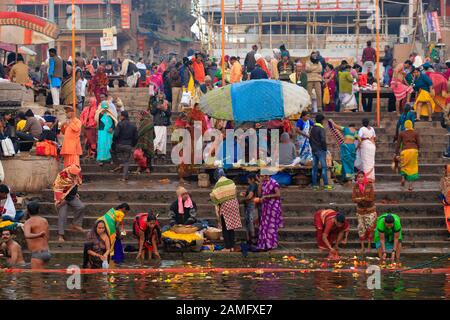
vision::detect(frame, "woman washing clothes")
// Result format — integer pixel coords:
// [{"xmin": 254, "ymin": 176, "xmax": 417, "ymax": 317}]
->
[
  {"xmin": 133, "ymin": 211, "xmax": 161, "ymax": 260},
  {"xmin": 83, "ymin": 220, "xmax": 110, "ymax": 269}
]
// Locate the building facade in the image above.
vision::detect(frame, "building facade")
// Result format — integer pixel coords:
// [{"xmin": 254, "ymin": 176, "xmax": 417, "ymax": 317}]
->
[{"xmin": 0, "ymin": 0, "xmax": 198, "ymax": 61}]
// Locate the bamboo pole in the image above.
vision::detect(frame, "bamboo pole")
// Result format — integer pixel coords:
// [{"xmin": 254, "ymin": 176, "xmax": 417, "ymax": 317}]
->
[
  {"xmin": 72, "ymin": 0, "xmax": 76, "ymax": 113},
  {"xmin": 221, "ymin": 0, "xmax": 225, "ymax": 86},
  {"xmin": 356, "ymin": 0, "xmax": 360, "ymax": 61},
  {"xmin": 376, "ymin": 0, "xmax": 381, "ymax": 127}
]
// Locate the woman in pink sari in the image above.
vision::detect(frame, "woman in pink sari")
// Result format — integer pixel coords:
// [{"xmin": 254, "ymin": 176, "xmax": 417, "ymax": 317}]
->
[
  {"xmin": 257, "ymin": 169, "xmax": 284, "ymax": 251},
  {"xmin": 150, "ymin": 66, "xmax": 164, "ymax": 93},
  {"xmin": 80, "ymin": 97, "xmax": 98, "ymax": 159},
  {"xmin": 323, "ymin": 63, "xmax": 336, "ymax": 112},
  {"xmin": 391, "ymin": 62, "xmax": 413, "ymax": 115},
  {"xmin": 425, "ymin": 69, "xmax": 448, "ymax": 112}
]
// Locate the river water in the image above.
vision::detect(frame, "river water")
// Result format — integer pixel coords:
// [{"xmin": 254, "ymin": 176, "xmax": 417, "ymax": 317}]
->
[{"xmin": 0, "ymin": 256, "xmax": 448, "ymax": 300}]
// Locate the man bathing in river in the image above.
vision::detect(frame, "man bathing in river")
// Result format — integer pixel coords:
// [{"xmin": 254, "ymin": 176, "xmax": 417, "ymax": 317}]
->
[
  {"xmin": 0, "ymin": 229, "xmax": 25, "ymax": 267},
  {"xmin": 23, "ymin": 202, "xmax": 51, "ymax": 269}
]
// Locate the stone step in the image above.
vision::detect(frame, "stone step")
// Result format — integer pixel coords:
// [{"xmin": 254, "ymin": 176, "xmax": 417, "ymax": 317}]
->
[
  {"xmin": 43, "ymin": 227, "xmax": 448, "ymax": 241},
  {"xmin": 38, "ymin": 202, "xmax": 444, "ymax": 217},
  {"xmin": 80, "ymin": 163, "xmax": 448, "ymax": 175},
  {"xmin": 42, "ymin": 215, "xmax": 446, "ymax": 229},
  {"xmin": 22, "ymin": 247, "xmax": 450, "ymax": 258},
  {"xmin": 39, "ymin": 188, "xmax": 441, "ymax": 203},
  {"xmin": 79, "ymin": 171, "xmax": 441, "ymax": 183},
  {"xmin": 45, "ymin": 239, "xmax": 450, "ymax": 251},
  {"xmin": 376, "ymin": 164, "xmax": 445, "ymax": 174}
]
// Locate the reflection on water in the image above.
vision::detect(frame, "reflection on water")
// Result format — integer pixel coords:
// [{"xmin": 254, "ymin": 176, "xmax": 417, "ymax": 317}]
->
[{"xmin": 0, "ymin": 256, "xmax": 448, "ymax": 300}]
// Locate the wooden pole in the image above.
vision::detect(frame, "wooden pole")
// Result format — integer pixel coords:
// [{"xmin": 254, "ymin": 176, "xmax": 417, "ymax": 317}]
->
[
  {"xmin": 72, "ymin": 0, "xmax": 76, "ymax": 112},
  {"xmin": 221, "ymin": 0, "xmax": 225, "ymax": 86},
  {"xmin": 376, "ymin": 0, "xmax": 381, "ymax": 127}
]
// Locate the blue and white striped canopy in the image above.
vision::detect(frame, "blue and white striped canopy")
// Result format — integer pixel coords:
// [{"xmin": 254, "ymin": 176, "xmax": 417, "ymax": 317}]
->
[{"xmin": 199, "ymin": 79, "xmax": 311, "ymax": 121}]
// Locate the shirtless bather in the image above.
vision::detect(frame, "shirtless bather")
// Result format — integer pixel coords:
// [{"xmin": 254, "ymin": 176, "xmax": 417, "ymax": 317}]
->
[
  {"xmin": 23, "ymin": 202, "xmax": 51, "ymax": 269},
  {"xmin": 0, "ymin": 229, "xmax": 25, "ymax": 267}
]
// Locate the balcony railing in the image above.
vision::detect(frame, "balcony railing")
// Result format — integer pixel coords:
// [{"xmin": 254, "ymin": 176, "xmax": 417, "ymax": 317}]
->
[{"xmin": 56, "ymin": 16, "xmax": 122, "ymax": 30}]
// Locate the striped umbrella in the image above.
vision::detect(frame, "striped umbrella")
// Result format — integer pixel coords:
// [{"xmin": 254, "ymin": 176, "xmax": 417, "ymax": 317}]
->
[
  {"xmin": 0, "ymin": 12, "xmax": 59, "ymax": 45},
  {"xmin": 199, "ymin": 79, "xmax": 311, "ymax": 121}
]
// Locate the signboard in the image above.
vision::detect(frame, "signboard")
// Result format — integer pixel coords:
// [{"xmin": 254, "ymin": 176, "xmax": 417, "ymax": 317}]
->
[
  {"xmin": 100, "ymin": 36, "xmax": 117, "ymax": 51},
  {"xmin": 121, "ymin": 4, "xmax": 130, "ymax": 29},
  {"xmin": 431, "ymin": 11, "xmax": 442, "ymax": 41},
  {"xmin": 15, "ymin": 1, "xmax": 122, "ymax": 4}
]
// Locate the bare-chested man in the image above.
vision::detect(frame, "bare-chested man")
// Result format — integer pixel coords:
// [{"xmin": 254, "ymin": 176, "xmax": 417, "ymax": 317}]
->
[
  {"xmin": 0, "ymin": 229, "xmax": 25, "ymax": 267},
  {"xmin": 23, "ymin": 201, "xmax": 51, "ymax": 269}
]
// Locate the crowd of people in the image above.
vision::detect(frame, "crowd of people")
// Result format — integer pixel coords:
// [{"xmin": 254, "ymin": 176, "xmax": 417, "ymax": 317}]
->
[{"xmin": 0, "ymin": 41, "xmax": 448, "ymax": 269}]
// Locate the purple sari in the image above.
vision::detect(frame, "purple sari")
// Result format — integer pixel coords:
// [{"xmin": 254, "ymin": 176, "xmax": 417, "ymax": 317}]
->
[{"xmin": 257, "ymin": 178, "xmax": 284, "ymax": 250}]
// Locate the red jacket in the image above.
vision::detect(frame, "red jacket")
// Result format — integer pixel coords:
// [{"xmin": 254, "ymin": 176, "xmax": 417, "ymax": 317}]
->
[{"xmin": 192, "ymin": 57, "xmax": 206, "ymax": 84}]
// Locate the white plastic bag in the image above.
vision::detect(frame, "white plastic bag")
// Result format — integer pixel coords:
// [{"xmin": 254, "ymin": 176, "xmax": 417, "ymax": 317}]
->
[
  {"xmin": 1, "ymin": 138, "xmax": 15, "ymax": 157},
  {"xmin": 180, "ymin": 90, "xmax": 191, "ymax": 106}
]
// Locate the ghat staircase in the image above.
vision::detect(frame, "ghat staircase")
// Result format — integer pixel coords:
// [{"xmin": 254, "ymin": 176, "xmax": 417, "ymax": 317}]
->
[{"xmin": 30, "ymin": 88, "xmax": 450, "ymax": 258}]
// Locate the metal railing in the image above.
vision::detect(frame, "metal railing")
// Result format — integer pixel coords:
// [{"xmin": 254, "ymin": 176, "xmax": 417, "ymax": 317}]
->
[{"xmin": 215, "ymin": 33, "xmax": 394, "ymax": 50}]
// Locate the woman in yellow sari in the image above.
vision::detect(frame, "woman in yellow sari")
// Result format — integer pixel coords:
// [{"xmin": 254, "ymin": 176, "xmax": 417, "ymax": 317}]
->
[
  {"xmin": 396, "ymin": 120, "xmax": 420, "ymax": 191},
  {"xmin": 97, "ymin": 203, "xmax": 130, "ymax": 262}
]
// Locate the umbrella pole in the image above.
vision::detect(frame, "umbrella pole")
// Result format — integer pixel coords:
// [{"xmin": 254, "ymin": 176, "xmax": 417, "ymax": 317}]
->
[
  {"xmin": 72, "ymin": 0, "xmax": 76, "ymax": 113},
  {"xmin": 15, "ymin": 45, "xmax": 18, "ymax": 63}
]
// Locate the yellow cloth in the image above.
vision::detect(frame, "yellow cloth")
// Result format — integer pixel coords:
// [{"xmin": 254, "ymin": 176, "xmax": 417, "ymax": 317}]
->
[
  {"xmin": 187, "ymin": 74, "xmax": 195, "ymax": 97},
  {"xmin": 413, "ymin": 89, "xmax": 435, "ymax": 116},
  {"xmin": 400, "ymin": 148, "xmax": 419, "ymax": 181},
  {"xmin": 16, "ymin": 120, "xmax": 26, "ymax": 131},
  {"xmin": 162, "ymin": 230, "xmax": 202, "ymax": 243},
  {"xmin": 0, "ymin": 220, "xmax": 15, "ymax": 229},
  {"xmin": 405, "ymin": 120, "xmax": 413, "ymax": 130}
]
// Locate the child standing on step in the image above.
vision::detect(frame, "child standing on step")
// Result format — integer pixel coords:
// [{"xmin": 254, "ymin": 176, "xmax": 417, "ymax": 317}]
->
[{"xmin": 240, "ymin": 174, "xmax": 259, "ymax": 246}]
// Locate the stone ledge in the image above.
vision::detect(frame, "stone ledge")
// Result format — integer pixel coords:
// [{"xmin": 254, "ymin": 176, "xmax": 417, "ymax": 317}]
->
[{"xmin": 2, "ymin": 153, "xmax": 59, "ymax": 192}]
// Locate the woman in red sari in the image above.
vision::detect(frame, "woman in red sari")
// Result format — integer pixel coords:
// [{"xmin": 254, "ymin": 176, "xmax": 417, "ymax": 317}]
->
[
  {"xmin": 314, "ymin": 209, "xmax": 349, "ymax": 258},
  {"xmin": 173, "ymin": 103, "xmax": 209, "ymax": 184},
  {"xmin": 89, "ymin": 66, "xmax": 108, "ymax": 103},
  {"xmin": 323, "ymin": 63, "xmax": 336, "ymax": 112},
  {"xmin": 80, "ymin": 97, "xmax": 98, "ymax": 159}
]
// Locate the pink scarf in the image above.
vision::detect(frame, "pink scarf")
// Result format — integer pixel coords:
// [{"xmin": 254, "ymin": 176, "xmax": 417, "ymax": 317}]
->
[
  {"xmin": 357, "ymin": 173, "xmax": 369, "ymax": 194},
  {"xmin": 178, "ymin": 195, "xmax": 193, "ymax": 214}
]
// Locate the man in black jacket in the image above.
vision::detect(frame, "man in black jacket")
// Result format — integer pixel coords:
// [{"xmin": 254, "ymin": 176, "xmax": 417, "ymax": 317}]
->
[
  {"xmin": 310, "ymin": 114, "xmax": 332, "ymax": 190},
  {"xmin": 113, "ymin": 111, "xmax": 138, "ymax": 181},
  {"xmin": 150, "ymin": 91, "xmax": 172, "ymax": 161},
  {"xmin": 244, "ymin": 45, "xmax": 258, "ymax": 80}
]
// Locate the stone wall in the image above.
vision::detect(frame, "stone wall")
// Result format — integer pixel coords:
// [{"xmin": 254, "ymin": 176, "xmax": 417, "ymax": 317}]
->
[
  {"xmin": 0, "ymin": 82, "xmax": 33, "ymax": 105},
  {"xmin": 2, "ymin": 154, "xmax": 59, "ymax": 193}
]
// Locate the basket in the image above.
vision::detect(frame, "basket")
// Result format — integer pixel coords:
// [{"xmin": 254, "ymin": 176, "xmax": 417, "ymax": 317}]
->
[
  {"xmin": 204, "ymin": 228, "xmax": 222, "ymax": 241},
  {"xmin": 198, "ymin": 173, "xmax": 211, "ymax": 188},
  {"xmin": 171, "ymin": 225, "xmax": 199, "ymax": 234}
]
